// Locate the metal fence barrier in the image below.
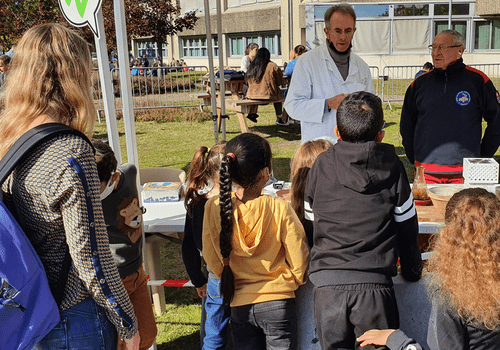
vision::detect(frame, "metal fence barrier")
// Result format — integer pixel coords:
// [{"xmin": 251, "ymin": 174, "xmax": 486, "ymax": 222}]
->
[
  {"xmin": 381, "ymin": 63, "xmax": 500, "ymax": 109},
  {"xmin": 91, "ymin": 66, "xmax": 209, "ymax": 116},
  {"xmin": 369, "ymin": 66, "xmax": 380, "ymax": 97},
  {"xmin": 92, "ymin": 63, "xmax": 500, "ymax": 116}
]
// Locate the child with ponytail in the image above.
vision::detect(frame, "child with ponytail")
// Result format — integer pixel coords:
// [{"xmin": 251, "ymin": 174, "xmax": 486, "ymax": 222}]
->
[
  {"xmin": 202, "ymin": 133, "xmax": 309, "ymax": 350},
  {"xmin": 182, "ymin": 141, "xmax": 230, "ymax": 350}
]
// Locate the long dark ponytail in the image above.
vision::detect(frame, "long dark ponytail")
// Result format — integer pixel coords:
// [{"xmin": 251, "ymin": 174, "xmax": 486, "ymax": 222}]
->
[{"xmin": 218, "ymin": 133, "xmax": 272, "ymax": 305}]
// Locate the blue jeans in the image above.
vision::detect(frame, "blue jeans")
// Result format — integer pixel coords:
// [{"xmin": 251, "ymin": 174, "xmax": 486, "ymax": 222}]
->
[
  {"xmin": 202, "ymin": 277, "xmax": 231, "ymax": 350},
  {"xmin": 231, "ymin": 298, "xmax": 297, "ymax": 350},
  {"xmin": 33, "ymin": 298, "xmax": 117, "ymax": 350}
]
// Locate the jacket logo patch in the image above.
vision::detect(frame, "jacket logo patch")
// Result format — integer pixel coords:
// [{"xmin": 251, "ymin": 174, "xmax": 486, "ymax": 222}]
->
[
  {"xmin": 456, "ymin": 91, "xmax": 470, "ymax": 106},
  {"xmin": 496, "ymin": 91, "xmax": 500, "ymax": 105}
]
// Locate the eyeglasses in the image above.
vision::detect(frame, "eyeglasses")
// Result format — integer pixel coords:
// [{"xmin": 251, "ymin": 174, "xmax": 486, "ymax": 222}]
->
[
  {"xmin": 332, "ymin": 29, "xmax": 355, "ymax": 36},
  {"xmin": 428, "ymin": 45, "xmax": 461, "ymax": 52}
]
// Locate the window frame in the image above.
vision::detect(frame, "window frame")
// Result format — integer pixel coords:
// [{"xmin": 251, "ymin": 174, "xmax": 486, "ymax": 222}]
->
[
  {"xmin": 227, "ymin": 32, "xmax": 281, "ymax": 57},
  {"xmin": 181, "ymin": 36, "xmax": 219, "ymax": 58},
  {"xmin": 308, "ymin": 1, "xmax": 496, "ymax": 55}
]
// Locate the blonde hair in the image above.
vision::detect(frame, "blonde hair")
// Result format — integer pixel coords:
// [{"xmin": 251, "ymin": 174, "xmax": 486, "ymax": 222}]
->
[
  {"xmin": 428, "ymin": 188, "xmax": 500, "ymax": 329},
  {"xmin": 290, "ymin": 139, "xmax": 333, "ymax": 220},
  {"xmin": 0, "ymin": 23, "xmax": 95, "ymax": 158}
]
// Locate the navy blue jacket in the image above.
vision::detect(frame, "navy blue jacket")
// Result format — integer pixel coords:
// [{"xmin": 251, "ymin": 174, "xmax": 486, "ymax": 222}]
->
[{"xmin": 401, "ymin": 58, "xmax": 500, "ymax": 168}]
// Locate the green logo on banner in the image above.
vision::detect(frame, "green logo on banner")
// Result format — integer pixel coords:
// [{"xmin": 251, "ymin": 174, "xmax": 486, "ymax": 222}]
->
[{"xmin": 64, "ymin": 0, "xmax": 88, "ymax": 18}]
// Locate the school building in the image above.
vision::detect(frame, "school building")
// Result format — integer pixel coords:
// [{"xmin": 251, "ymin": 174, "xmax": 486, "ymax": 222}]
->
[{"xmin": 131, "ymin": 0, "xmax": 500, "ymax": 71}]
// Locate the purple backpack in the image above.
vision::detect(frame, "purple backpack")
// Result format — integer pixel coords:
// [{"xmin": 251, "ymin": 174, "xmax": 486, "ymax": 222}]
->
[{"xmin": 0, "ymin": 124, "xmax": 88, "ymax": 350}]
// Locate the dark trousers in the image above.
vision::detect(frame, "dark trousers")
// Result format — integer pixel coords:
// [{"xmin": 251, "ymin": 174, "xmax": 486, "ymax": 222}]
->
[
  {"xmin": 231, "ymin": 298, "xmax": 297, "ymax": 350},
  {"xmin": 313, "ymin": 284, "xmax": 399, "ymax": 350}
]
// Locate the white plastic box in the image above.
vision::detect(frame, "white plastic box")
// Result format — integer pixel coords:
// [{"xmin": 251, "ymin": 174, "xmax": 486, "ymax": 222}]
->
[{"xmin": 463, "ymin": 158, "xmax": 499, "ymax": 185}]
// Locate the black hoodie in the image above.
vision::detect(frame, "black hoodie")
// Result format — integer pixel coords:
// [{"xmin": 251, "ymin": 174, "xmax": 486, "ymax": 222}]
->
[{"xmin": 305, "ymin": 141, "xmax": 422, "ymax": 286}]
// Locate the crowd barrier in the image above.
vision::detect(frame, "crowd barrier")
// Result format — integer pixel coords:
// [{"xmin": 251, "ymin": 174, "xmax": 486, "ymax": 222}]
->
[
  {"xmin": 92, "ymin": 63, "xmax": 500, "ymax": 116},
  {"xmin": 91, "ymin": 66, "xmax": 209, "ymax": 117},
  {"xmin": 380, "ymin": 63, "xmax": 500, "ymax": 109}
]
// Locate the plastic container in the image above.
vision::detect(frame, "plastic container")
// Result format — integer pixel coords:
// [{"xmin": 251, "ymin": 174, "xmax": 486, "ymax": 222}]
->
[{"xmin": 463, "ymin": 158, "xmax": 499, "ymax": 185}]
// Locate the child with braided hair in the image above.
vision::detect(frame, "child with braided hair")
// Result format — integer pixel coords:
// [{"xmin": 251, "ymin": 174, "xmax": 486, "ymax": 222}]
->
[
  {"xmin": 202, "ymin": 133, "xmax": 309, "ymax": 350},
  {"xmin": 181, "ymin": 141, "xmax": 230, "ymax": 350}
]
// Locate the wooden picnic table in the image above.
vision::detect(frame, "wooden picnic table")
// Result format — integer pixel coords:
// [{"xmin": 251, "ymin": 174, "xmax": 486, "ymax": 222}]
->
[{"xmin": 197, "ymin": 77, "xmax": 286, "ymax": 133}]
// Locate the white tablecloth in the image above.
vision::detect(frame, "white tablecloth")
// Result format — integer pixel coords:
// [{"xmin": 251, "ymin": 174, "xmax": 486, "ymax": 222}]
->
[{"xmin": 142, "ymin": 200, "xmax": 186, "ymax": 233}]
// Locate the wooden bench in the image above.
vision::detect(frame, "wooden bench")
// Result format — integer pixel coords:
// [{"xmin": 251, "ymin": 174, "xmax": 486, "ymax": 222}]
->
[
  {"xmin": 228, "ymin": 98, "xmax": 285, "ymax": 114},
  {"xmin": 190, "ymin": 91, "xmax": 235, "ymax": 110},
  {"xmin": 224, "ymin": 98, "xmax": 285, "ymax": 133},
  {"xmin": 190, "ymin": 92, "xmax": 211, "ymax": 112}
]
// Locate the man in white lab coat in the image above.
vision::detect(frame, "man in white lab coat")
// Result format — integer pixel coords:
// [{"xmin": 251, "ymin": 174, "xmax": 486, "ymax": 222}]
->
[{"xmin": 284, "ymin": 4, "xmax": 373, "ymax": 143}]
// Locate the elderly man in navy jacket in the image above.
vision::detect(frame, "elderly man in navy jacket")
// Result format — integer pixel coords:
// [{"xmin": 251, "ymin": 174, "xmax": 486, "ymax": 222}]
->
[{"xmin": 400, "ymin": 30, "xmax": 500, "ymax": 183}]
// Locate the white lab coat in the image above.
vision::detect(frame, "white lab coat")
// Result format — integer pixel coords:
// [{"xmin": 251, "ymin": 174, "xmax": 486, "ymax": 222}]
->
[{"xmin": 284, "ymin": 45, "xmax": 374, "ymax": 143}]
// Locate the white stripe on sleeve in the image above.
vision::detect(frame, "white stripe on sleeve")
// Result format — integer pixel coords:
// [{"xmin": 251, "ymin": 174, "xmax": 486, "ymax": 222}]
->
[
  {"xmin": 394, "ymin": 194, "xmax": 416, "ymax": 222},
  {"xmin": 304, "ymin": 201, "xmax": 314, "ymax": 221}
]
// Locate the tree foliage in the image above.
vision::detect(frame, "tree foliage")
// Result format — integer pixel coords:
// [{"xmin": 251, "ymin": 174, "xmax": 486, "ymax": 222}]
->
[
  {"xmin": 99, "ymin": 0, "xmax": 199, "ymax": 61},
  {"xmin": 0, "ymin": 0, "xmax": 63, "ymax": 51},
  {"xmin": 0, "ymin": 0, "xmax": 199, "ymax": 60}
]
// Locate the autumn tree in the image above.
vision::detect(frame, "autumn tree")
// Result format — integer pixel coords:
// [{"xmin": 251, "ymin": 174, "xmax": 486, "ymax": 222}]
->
[
  {"xmin": 100, "ymin": 0, "xmax": 199, "ymax": 63},
  {"xmin": 0, "ymin": 0, "xmax": 63, "ymax": 51},
  {"xmin": 0, "ymin": 0, "xmax": 198, "ymax": 63}
]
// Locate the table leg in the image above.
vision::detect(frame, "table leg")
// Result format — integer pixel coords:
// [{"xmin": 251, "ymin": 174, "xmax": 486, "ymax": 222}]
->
[
  {"xmin": 236, "ymin": 111, "xmax": 249, "ymax": 133},
  {"xmin": 145, "ymin": 234, "xmax": 166, "ymax": 316}
]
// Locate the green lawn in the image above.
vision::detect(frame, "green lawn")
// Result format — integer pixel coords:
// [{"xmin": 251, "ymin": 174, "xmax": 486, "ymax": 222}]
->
[
  {"xmin": 93, "ymin": 103, "xmax": 408, "ymax": 182},
  {"xmin": 92, "ymin": 102, "xmax": 499, "ymax": 349}
]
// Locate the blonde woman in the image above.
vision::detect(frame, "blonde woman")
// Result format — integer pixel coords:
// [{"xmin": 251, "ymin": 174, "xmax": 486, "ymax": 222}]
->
[
  {"xmin": 0, "ymin": 24, "xmax": 139, "ymax": 349},
  {"xmin": 240, "ymin": 43, "xmax": 258, "ymax": 73}
]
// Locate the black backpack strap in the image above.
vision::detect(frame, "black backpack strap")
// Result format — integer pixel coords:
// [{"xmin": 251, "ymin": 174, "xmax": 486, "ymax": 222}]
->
[
  {"xmin": 0, "ymin": 123, "xmax": 92, "ymax": 186},
  {"xmin": 0, "ymin": 122, "xmax": 93, "ymax": 306}
]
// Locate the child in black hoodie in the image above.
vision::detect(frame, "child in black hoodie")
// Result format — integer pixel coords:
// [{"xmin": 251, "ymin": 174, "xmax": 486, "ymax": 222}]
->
[{"xmin": 305, "ymin": 91, "xmax": 422, "ymax": 350}]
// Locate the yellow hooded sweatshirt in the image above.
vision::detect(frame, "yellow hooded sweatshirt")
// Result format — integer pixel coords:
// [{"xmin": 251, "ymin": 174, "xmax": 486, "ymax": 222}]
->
[{"xmin": 202, "ymin": 193, "xmax": 309, "ymax": 307}]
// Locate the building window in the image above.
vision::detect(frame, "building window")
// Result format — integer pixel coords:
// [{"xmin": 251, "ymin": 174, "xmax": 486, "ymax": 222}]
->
[
  {"xmin": 181, "ymin": 37, "xmax": 219, "ymax": 57},
  {"xmin": 393, "ymin": 4, "xmax": 429, "ymax": 17},
  {"xmin": 309, "ymin": 1, "xmax": 485, "ymax": 55},
  {"xmin": 138, "ymin": 41, "xmax": 167, "ymax": 59},
  {"xmin": 434, "ymin": 3, "xmax": 470, "ymax": 16},
  {"xmin": 475, "ymin": 20, "xmax": 500, "ymax": 50},
  {"xmin": 314, "ymin": 4, "xmax": 389, "ymax": 19},
  {"xmin": 231, "ymin": 37, "xmax": 244, "ymax": 56},
  {"xmin": 434, "ymin": 21, "xmax": 467, "ymax": 41},
  {"xmin": 228, "ymin": 33, "xmax": 280, "ymax": 57}
]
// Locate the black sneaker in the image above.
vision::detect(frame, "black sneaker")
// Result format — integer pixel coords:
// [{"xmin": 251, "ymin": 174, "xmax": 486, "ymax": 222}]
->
[
  {"xmin": 246, "ymin": 113, "xmax": 259, "ymax": 123},
  {"xmin": 276, "ymin": 117, "xmax": 289, "ymax": 126}
]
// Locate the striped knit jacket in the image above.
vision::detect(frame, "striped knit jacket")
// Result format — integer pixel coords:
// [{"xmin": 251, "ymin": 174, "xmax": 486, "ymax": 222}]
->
[{"xmin": 1, "ymin": 133, "xmax": 138, "ymax": 339}]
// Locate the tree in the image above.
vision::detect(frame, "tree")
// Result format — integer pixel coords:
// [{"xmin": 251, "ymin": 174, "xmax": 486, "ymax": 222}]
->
[
  {"xmin": 0, "ymin": 0, "xmax": 63, "ymax": 51},
  {"xmin": 0, "ymin": 0, "xmax": 199, "ymax": 63},
  {"xmin": 99, "ymin": 0, "xmax": 199, "ymax": 64}
]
